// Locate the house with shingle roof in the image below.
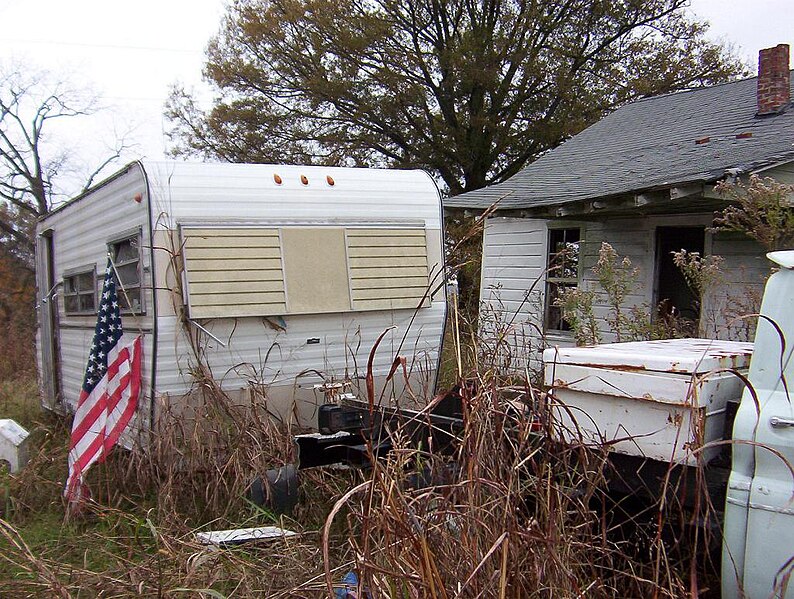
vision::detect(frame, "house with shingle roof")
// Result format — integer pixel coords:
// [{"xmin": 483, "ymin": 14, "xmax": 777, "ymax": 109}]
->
[{"xmin": 445, "ymin": 44, "xmax": 794, "ymax": 365}]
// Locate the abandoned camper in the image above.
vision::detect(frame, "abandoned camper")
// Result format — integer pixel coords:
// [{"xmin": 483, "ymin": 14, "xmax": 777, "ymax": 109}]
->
[{"xmin": 35, "ymin": 161, "xmax": 446, "ymax": 432}]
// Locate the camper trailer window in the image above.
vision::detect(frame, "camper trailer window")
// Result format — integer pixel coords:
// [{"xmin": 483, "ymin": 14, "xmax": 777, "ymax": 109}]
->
[
  {"xmin": 545, "ymin": 228, "xmax": 580, "ymax": 332},
  {"xmin": 109, "ymin": 236, "xmax": 143, "ymax": 313},
  {"xmin": 64, "ymin": 269, "xmax": 96, "ymax": 315}
]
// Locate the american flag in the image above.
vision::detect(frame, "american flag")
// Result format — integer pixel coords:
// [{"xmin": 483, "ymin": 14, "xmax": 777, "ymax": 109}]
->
[{"xmin": 65, "ymin": 258, "xmax": 143, "ymax": 504}]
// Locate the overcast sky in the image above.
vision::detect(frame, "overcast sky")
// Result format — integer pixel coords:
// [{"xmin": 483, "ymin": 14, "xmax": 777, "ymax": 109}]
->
[{"xmin": 1, "ymin": 0, "xmax": 792, "ymax": 196}]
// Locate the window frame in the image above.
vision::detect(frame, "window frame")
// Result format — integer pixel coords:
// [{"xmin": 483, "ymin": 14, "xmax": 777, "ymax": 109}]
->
[
  {"xmin": 63, "ymin": 266, "xmax": 97, "ymax": 316},
  {"xmin": 107, "ymin": 230, "xmax": 145, "ymax": 315},
  {"xmin": 544, "ymin": 226, "xmax": 582, "ymax": 334}
]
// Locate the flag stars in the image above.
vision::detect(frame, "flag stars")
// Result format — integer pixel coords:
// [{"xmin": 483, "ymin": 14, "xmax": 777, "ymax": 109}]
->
[{"xmin": 78, "ymin": 258, "xmax": 136, "ymax": 396}]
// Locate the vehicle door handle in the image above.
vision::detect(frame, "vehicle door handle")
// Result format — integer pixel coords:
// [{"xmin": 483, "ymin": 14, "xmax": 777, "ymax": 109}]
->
[{"xmin": 770, "ymin": 416, "xmax": 794, "ymax": 428}]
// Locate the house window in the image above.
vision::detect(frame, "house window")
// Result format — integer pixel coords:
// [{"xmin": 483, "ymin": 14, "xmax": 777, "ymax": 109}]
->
[
  {"xmin": 545, "ymin": 228, "xmax": 580, "ymax": 332},
  {"xmin": 63, "ymin": 269, "xmax": 96, "ymax": 315},
  {"xmin": 109, "ymin": 235, "xmax": 143, "ymax": 313}
]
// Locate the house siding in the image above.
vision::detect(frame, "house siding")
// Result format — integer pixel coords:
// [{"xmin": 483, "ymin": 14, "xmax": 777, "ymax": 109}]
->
[
  {"xmin": 479, "ymin": 211, "xmax": 773, "ymax": 371},
  {"xmin": 763, "ymin": 163, "xmax": 794, "ymax": 187},
  {"xmin": 479, "ymin": 217, "xmax": 548, "ymax": 370}
]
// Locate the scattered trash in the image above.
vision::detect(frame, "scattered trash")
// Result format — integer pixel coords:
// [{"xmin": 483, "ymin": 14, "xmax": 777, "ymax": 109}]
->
[
  {"xmin": 335, "ymin": 571, "xmax": 370, "ymax": 598},
  {"xmin": 196, "ymin": 526, "xmax": 297, "ymax": 546},
  {"xmin": 0, "ymin": 419, "xmax": 30, "ymax": 473}
]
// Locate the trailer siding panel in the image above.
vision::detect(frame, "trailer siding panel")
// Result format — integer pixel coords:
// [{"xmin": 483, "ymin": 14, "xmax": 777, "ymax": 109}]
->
[
  {"xmin": 144, "ymin": 162, "xmax": 444, "ymax": 423},
  {"xmin": 35, "ymin": 163, "xmax": 154, "ymax": 436}
]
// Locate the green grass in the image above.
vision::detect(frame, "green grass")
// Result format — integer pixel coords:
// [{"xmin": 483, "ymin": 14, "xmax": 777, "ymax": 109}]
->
[{"xmin": 0, "ymin": 377, "xmax": 42, "ymax": 429}]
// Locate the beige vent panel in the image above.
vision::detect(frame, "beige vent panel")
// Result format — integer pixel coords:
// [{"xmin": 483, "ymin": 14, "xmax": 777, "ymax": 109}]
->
[
  {"xmin": 347, "ymin": 228, "xmax": 430, "ymax": 310},
  {"xmin": 281, "ymin": 227, "xmax": 351, "ymax": 314},
  {"xmin": 182, "ymin": 227, "xmax": 286, "ymax": 318}
]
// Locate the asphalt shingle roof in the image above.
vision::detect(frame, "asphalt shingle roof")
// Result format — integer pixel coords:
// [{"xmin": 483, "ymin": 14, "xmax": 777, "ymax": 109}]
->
[{"xmin": 445, "ymin": 74, "xmax": 794, "ymax": 210}]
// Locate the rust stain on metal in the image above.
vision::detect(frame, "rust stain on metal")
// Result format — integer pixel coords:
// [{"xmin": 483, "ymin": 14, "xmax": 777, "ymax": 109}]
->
[{"xmin": 578, "ymin": 362, "xmax": 649, "ymax": 372}]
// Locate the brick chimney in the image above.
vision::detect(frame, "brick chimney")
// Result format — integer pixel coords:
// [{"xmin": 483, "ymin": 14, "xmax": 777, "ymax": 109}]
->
[{"xmin": 757, "ymin": 44, "xmax": 790, "ymax": 116}]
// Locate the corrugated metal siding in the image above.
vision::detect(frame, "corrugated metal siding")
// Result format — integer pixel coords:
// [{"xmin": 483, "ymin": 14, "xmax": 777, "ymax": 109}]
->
[
  {"xmin": 347, "ymin": 228, "xmax": 429, "ymax": 310},
  {"xmin": 140, "ymin": 161, "xmax": 444, "ymax": 414},
  {"xmin": 35, "ymin": 164, "xmax": 154, "ymax": 429},
  {"xmin": 182, "ymin": 227, "xmax": 286, "ymax": 318},
  {"xmin": 152, "ymin": 308, "xmax": 445, "ymax": 397},
  {"xmin": 144, "ymin": 162, "xmax": 441, "ymax": 230}
]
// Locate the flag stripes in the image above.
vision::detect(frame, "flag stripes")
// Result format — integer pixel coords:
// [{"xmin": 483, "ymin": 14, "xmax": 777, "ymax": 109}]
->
[{"xmin": 65, "ymin": 257, "xmax": 143, "ymax": 505}]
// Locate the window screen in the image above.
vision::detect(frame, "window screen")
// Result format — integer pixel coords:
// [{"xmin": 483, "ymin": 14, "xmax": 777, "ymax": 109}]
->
[{"xmin": 64, "ymin": 269, "xmax": 96, "ymax": 315}]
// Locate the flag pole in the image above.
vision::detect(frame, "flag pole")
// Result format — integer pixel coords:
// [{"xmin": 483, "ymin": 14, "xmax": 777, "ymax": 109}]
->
[{"xmin": 107, "ymin": 251, "xmax": 145, "ymax": 337}]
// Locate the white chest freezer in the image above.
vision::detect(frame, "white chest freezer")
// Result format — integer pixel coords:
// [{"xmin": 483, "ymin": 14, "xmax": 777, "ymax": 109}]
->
[{"xmin": 542, "ymin": 339, "xmax": 754, "ymax": 465}]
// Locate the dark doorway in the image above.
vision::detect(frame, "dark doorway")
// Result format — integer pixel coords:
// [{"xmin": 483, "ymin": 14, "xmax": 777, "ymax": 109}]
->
[
  {"xmin": 655, "ymin": 227, "xmax": 705, "ymax": 325},
  {"xmin": 38, "ymin": 230, "xmax": 62, "ymax": 409}
]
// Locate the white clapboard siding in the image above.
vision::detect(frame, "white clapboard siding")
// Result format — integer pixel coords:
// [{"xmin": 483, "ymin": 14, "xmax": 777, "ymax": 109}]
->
[
  {"xmin": 182, "ymin": 227, "xmax": 287, "ymax": 318},
  {"xmin": 479, "ymin": 217, "xmax": 548, "ymax": 370},
  {"xmin": 347, "ymin": 228, "xmax": 430, "ymax": 310}
]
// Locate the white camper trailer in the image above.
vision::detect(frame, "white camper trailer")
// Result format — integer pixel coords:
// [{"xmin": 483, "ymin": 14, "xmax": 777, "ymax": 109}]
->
[{"xmin": 35, "ymin": 161, "xmax": 446, "ymax": 432}]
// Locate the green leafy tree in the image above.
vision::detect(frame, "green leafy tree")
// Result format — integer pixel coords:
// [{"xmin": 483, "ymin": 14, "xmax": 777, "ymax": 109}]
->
[{"xmin": 166, "ymin": 0, "xmax": 745, "ymax": 195}]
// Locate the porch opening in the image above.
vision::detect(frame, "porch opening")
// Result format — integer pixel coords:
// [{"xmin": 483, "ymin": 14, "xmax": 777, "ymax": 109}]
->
[{"xmin": 654, "ymin": 226, "xmax": 704, "ymax": 328}]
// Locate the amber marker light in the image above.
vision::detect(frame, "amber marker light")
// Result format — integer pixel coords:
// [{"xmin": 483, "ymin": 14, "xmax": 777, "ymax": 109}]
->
[
  {"xmin": 326, "ymin": 175, "xmax": 335, "ymax": 186},
  {"xmin": 301, "ymin": 175, "xmax": 309, "ymax": 185},
  {"xmin": 274, "ymin": 173, "xmax": 283, "ymax": 185}
]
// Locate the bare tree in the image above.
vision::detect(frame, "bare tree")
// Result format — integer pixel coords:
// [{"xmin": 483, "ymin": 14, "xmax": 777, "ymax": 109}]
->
[{"xmin": 0, "ymin": 65, "xmax": 129, "ymax": 266}]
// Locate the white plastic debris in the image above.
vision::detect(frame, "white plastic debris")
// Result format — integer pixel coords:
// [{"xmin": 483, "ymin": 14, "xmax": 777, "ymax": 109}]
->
[
  {"xmin": 196, "ymin": 526, "xmax": 298, "ymax": 546},
  {"xmin": 0, "ymin": 419, "xmax": 30, "ymax": 473}
]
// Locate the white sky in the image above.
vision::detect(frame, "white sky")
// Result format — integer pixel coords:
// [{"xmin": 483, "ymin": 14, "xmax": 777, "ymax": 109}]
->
[{"xmin": 1, "ymin": 0, "xmax": 792, "ymax": 196}]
